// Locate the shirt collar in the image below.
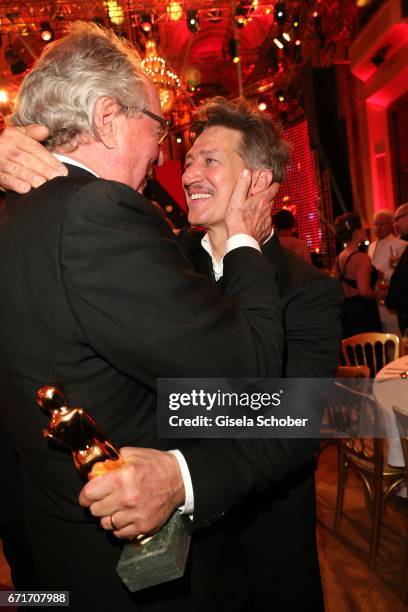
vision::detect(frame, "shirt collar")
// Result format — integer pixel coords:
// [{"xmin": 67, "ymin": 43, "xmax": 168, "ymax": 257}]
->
[
  {"xmin": 201, "ymin": 229, "xmax": 274, "ymax": 281},
  {"xmin": 52, "ymin": 153, "xmax": 99, "ymax": 178}
]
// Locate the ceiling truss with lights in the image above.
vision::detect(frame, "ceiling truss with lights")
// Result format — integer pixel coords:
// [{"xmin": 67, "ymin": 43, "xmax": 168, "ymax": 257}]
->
[{"xmin": 0, "ymin": 0, "xmax": 384, "ymax": 126}]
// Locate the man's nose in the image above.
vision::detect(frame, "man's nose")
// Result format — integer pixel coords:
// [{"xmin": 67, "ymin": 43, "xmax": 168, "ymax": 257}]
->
[{"xmin": 183, "ymin": 162, "xmax": 202, "ymax": 183}]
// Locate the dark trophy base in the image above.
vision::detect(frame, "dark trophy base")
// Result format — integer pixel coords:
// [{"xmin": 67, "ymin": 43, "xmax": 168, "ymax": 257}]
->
[{"xmin": 117, "ymin": 512, "xmax": 191, "ymax": 592}]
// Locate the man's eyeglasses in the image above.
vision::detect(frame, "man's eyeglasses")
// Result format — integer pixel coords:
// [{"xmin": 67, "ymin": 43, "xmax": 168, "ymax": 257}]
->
[{"xmin": 141, "ymin": 109, "xmax": 171, "ymax": 144}]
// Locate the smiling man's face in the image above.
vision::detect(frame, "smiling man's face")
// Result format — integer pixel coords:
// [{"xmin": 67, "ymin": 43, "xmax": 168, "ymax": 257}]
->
[{"xmin": 182, "ymin": 126, "xmax": 246, "ymax": 230}]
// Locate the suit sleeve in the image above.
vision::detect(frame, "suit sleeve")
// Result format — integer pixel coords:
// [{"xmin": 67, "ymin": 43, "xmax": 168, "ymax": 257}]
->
[
  {"xmin": 180, "ymin": 276, "xmax": 344, "ymax": 529},
  {"xmin": 385, "ymin": 250, "xmax": 408, "ymax": 313},
  {"xmin": 59, "ymin": 180, "xmax": 283, "ymax": 385}
]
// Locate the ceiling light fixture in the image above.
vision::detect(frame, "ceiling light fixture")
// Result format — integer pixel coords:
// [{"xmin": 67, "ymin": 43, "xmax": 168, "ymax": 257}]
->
[
  {"xmin": 139, "ymin": 14, "xmax": 153, "ymax": 33},
  {"xmin": 166, "ymin": 1, "xmax": 183, "ymax": 22},
  {"xmin": 274, "ymin": 3, "xmax": 287, "ymax": 25},
  {"xmin": 40, "ymin": 21, "xmax": 55, "ymax": 43},
  {"xmin": 187, "ymin": 9, "xmax": 199, "ymax": 33}
]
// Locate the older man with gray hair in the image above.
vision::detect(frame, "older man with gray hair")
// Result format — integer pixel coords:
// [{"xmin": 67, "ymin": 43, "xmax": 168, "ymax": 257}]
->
[
  {"xmin": 368, "ymin": 209, "xmax": 406, "ymax": 281},
  {"xmin": 0, "ymin": 22, "xmax": 284, "ymax": 612},
  {"xmin": 367, "ymin": 209, "xmax": 406, "ymax": 334}
]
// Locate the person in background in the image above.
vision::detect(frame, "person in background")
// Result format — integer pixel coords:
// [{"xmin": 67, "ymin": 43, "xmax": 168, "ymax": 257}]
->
[
  {"xmin": 393, "ymin": 203, "xmax": 408, "ymax": 242},
  {"xmin": 386, "ymin": 204, "xmax": 408, "ymax": 334},
  {"xmin": 334, "ymin": 212, "xmax": 382, "ymax": 339},
  {"xmin": 367, "ymin": 210, "xmax": 406, "ymax": 334},
  {"xmin": 271, "ymin": 208, "xmax": 312, "ymax": 263},
  {"xmin": 368, "ymin": 209, "xmax": 406, "ymax": 281}
]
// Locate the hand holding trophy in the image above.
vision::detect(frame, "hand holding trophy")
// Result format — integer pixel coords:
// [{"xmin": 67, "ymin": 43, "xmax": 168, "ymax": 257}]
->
[{"xmin": 36, "ymin": 386, "xmax": 190, "ymax": 592}]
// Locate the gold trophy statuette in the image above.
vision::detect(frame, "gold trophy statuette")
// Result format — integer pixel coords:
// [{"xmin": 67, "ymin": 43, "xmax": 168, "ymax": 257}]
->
[{"xmin": 37, "ymin": 386, "xmax": 191, "ymax": 592}]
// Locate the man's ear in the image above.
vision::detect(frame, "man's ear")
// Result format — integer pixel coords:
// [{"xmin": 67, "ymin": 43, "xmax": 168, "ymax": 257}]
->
[
  {"xmin": 250, "ymin": 169, "xmax": 273, "ymax": 194},
  {"xmin": 93, "ymin": 97, "xmax": 122, "ymax": 149}
]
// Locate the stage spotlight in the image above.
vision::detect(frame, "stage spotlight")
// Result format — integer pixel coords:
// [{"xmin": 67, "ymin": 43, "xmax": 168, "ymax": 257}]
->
[
  {"xmin": 234, "ymin": 2, "xmax": 249, "ymax": 28},
  {"xmin": 5, "ymin": 46, "xmax": 28, "ymax": 75},
  {"xmin": 274, "ymin": 3, "xmax": 287, "ymax": 25},
  {"xmin": 175, "ymin": 133, "xmax": 183, "ymax": 144},
  {"xmin": 293, "ymin": 14, "xmax": 300, "ymax": 29},
  {"xmin": 276, "ymin": 90, "xmax": 285, "ymax": 103},
  {"xmin": 40, "ymin": 22, "xmax": 55, "ymax": 43},
  {"xmin": 139, "ymin": 14, "xmax": 153, "ymax": 33},
  {"xmin": 166, "ymin": 1, "xmax": 183, "ymax": 21},
  {"xmin": 187, "ymin": 9, "xmax": 199, "ymax": 33},
  {"xmin": 228, "ymin": 38, "xmax": 240, "ymax": 63},
  {"xmin": 258, "ymin": 101, "xmax": 267, "ymax": 112},
  {"xmin": 106, "ymin": 0, "xmax": 125, "ymax": 26}
]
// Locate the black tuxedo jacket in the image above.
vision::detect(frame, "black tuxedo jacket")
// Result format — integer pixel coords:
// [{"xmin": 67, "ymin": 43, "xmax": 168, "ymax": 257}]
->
[
  {"xmin": 0, "ymin": 165, "xmax": 285, "ymax": 612},
  {"xmin": 386, "ymin": 245, "xmax": 408, "ymax": 331},
  {"xmin": 178, "ymin": 228, "xmax": 343, "ymax": 610}
]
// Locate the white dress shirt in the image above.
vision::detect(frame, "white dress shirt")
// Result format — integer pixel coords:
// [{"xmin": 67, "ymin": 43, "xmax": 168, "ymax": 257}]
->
[
  {"xmin": 52, "ymin": 153, "xmax": 99, "ymax": 177},
  {"xmin": 201, "ymin": 231, "xmax": 272, "ymax": 281},
  {"xmin": 368, "ymin": 233, "xmax": 407, "ymax": 280}
]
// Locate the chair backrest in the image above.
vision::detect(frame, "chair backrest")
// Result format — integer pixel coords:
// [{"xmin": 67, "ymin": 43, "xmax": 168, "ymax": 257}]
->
[
  {"xmin": 342, "ymin": 333, "xmax": 400, "ymax": 376},
  {"xmin": 336, "ymin": 365, "xmax": 371, "ymax": 378},
  {"xmin": 392, "ymin": 406, "xmax": 408, "ymax": 469},
  {"xmin": 329, "ymin": 381, "xmax": 385, "ymax": 471}
]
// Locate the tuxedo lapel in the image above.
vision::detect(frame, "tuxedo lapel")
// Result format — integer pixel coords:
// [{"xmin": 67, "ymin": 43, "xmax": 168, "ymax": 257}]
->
[
  {"xmin": 178, "ymin": 229, "xmax": 217, "ymax": 282},
  {"xmin": 261, "ymin": 233, "xmax": 288, "ymax": 295}
]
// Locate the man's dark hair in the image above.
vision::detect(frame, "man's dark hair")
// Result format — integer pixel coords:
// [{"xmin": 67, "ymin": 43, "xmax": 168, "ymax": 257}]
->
[
  {"xmin": 190, "ymin": 97, "xmax": 290, "ymax": 183},
  {"xmin": 272, "ymin": 209, "xmax": 296, "ymax": 231},
  {"xmin": 334, "ymin": 212, "xmax": 362, "ymax": 243}
]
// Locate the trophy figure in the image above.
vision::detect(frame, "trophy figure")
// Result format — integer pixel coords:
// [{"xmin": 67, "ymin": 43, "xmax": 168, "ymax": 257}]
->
[{"xmin": 37, "ymin": 386, "xmax": 190, "ymax": 592}]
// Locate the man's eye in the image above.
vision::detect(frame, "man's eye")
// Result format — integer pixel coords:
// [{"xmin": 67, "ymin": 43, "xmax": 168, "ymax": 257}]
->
[{"xmin": 205, "ymin": 158, "xmax": 217, "ymax": 166}]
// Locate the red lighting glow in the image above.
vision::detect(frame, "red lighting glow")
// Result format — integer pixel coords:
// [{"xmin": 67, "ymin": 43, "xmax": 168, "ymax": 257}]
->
[{"xmin": 273, "ymin": 119, "xmax": 321, "ymax": 252}]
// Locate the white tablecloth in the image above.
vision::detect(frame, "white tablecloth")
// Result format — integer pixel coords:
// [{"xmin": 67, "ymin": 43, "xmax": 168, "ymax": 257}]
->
[{"xmin": 373, "ymin": 355, "xmax": 408, "ymax": 467}]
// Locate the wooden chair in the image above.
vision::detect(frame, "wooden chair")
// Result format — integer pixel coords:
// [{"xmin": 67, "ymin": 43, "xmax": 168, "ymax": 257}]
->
[
  {"xmin": 342, "ymin": 333, "xmax": 400, "ymax": 376},
  {"xmin": 336, "ymin": 365, "xmax": 371, "ymax": 379},
  {"xmin": 392, "ymin": 406, "xmax": 408, "ymax": 601},
  {"xmin": 331, "ymin": 382, "xmax": 405, "ymax": 569},
  {"xmin": 319, "ymin": 365, "xmax": 371, "ymax": 448}
]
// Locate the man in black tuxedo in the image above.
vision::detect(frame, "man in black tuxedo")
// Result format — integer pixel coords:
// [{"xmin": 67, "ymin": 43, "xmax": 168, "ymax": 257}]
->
[
  {"xmin": 0, "ymin": 24, "xmax": 285, "ymax": 612},
  {"xmin": 174, "ymin": 99, "xmax": 343, "ymax": 610},
  {"xmin": 386, "ymin": 203, "xmax": 408, "ymax": 333}
]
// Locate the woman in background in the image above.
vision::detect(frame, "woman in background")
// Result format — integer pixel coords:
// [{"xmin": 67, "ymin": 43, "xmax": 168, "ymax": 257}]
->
[
  {"xmin": 334, "ymin": 212, "xmax": 382, "ymax": 338},
  {"xmin": 272, "ymin": 209, "xmax": 312, "ymax": 263}
]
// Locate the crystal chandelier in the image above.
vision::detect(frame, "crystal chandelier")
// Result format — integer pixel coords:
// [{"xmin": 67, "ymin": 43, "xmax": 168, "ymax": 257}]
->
[{"xmin": 142, "ymin": 40, "xmax": 181, "ymax": 113}]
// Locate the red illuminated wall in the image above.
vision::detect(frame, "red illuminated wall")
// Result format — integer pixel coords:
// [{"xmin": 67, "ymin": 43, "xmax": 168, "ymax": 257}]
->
[
  {"xmin": 155, "ymin": 160, "xmax": 187, "ymax": 211},
  {"xmin": 274, "ymin": 119, "xmax": 321, "ymax": 252}
]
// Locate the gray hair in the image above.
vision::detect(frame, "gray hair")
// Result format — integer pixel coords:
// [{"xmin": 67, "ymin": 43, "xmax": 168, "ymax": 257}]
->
[
  {"xmin": 395, "ymin": 203, "xmax": 408, "ymax": 218},
  {"xmin": 373, "ymin": 209, "xmax": 394, "ymax": 223},
  {"xmin": 12, "ymin": 22, "xmax": 151, "ymax": 152}
]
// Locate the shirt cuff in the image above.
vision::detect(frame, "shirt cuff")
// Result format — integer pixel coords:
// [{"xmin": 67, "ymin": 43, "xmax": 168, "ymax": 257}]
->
[
  {"xmin": 169, "ymin": 449, "xmax": 194, "ymax": 515},
  {"xmin": 226, "ymin": 234, "xmax": 261, "ymax": 254}
]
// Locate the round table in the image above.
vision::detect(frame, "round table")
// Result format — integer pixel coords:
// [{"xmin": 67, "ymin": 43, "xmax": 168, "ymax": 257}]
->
[{"xmin": 374, "ymin": 355, "xmax": 408, "ymax": 467}]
